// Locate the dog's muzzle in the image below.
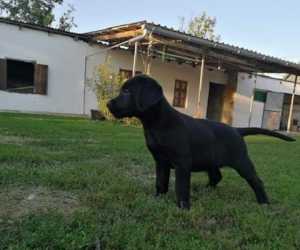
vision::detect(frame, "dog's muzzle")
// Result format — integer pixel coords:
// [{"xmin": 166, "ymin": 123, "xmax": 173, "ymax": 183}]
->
[
  {"xmin": 107, "ymin": 99, "xmax": 126, "ymax": 118},
  {"xmin": 107, "ymin": 99, "xmax": 113, "ymax": 111},
  {"xmin": 107, "ymin": 99, "xmax": 116, "ymax": 115}
]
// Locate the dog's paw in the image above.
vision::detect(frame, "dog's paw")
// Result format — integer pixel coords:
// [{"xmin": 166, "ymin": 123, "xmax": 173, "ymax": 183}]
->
[
  {"xmin": 205, "ymin": 183, "xmax": 217, "ymax": 190},
  {"xmin": 155, "ymin": 189, "xmax": 168, "ymax": 198},
  {"xmin": 154, "ymin": 192, "xmax": 160, "ymax": 198},
  {"xmin": 177, "ymin": 201, "xmax": 190, "ymax": 210},
  {"xmin": 154, "ymin": 192, "xmax": 165, "ymax": 198}
]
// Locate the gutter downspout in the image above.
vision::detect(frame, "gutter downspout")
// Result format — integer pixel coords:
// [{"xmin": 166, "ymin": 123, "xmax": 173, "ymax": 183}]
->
[{"xmin": 82, "ymin": 28, "xmax": 148, "ymax": 115}]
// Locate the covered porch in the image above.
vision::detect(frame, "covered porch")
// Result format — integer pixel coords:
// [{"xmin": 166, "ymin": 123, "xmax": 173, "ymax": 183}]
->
[{"xmin": 87, "ymin": 21, "xmax": 300, "ymax": 131}]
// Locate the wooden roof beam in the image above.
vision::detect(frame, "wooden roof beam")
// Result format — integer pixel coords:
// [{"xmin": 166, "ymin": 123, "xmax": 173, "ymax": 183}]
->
[{"xmin": 93, "ymin": 28, "xmax": 145, "ymax": 41}]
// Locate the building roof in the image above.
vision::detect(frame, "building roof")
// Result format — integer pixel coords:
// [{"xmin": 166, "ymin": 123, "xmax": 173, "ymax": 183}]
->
[
  {"xmin": 0, "ymin": 17, "xmax": 89, "ymax": 41},
  {"xmin": 2, "ymin": 17, "xmax": 300, "ymax": 75},
  {"xmin": 89, "ymin": 21, "xmax": 300, "ymax": 75}
]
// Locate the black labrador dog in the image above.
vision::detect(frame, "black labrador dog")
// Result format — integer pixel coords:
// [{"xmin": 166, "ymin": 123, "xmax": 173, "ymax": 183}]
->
[{"xmin": 107, "ymin": 75, "xmax": 295, "ymax": 209}]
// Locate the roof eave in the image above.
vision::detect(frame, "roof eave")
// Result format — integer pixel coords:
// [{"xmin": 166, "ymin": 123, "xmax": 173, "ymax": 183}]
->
[
  {"xmin": 145, "ymin": 23, "xmax": 300, "ymax": 75},
  {"xmin": 0, "ymin": 17, "xmax": 90, "ymax": 41}
]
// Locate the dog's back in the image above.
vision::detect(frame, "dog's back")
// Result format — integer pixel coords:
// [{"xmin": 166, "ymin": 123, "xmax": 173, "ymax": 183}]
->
[{"xmin": 178, "ymin": 114, "xmax": 247, "ymax": 167}]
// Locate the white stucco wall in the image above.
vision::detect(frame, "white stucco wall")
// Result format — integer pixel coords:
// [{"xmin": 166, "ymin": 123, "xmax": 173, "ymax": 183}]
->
[
  {"xmin": 233, "ymin": 73, "xmax": 300, "ymax": 127},
  {"xmin": 84, "ymin": 48, "xmax": 228, "ymax": 117},
  {"xmin": 0, "ymin": 22, "xmax": 89, "ymax": 115}
]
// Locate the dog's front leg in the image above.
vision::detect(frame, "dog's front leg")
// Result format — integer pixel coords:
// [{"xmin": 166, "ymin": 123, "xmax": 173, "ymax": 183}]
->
[
  {"xmin": 175, "ymin": 163, "xmax": 191, "ymax": 210},
  {"xmin": 155, "ymin": 163, "xmax": 171, "ymax": 196}
]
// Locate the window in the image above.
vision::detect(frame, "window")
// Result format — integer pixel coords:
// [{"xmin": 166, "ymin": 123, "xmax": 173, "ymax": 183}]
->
[
  {"xmin": 0, "ymin": 58, "xmax": 48, "ymax": 95},
  {"xmin": 254, "ymin": 90, "xmax": 267, "ymax": 103},
  {"xmin": 173, "ymin": 80, "xmax": 188, "ymax": 108},
  {"xmin": 119, "ymin": 69, "xmax": 141, "ymax": 81},
  {"xmin": 7, "ymin": 59, "xmax": 34, "ymax": 93}
]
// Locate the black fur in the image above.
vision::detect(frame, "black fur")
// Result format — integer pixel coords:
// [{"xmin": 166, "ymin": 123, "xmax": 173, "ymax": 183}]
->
[
  {"xmin": 237, "ymin": 128, "xmax": 295, "ymax": 141},
  {"xmin": 107, "ymin": 75, "xmax": 295, "ymax": 209}
]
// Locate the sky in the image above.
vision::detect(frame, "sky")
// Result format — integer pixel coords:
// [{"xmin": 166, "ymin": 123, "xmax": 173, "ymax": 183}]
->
[{"xmin": 55, "ymin": 0, "xmax": 300, "ymax": 63}]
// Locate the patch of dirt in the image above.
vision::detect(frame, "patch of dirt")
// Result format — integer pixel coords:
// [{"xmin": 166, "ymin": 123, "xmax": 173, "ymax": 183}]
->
[
  {"xmin": 0, "ymin": 186, "xmax": 81, "ymax": 219},
  {"xmin": 0, "ymin": 135, "xmax": 40, "ymax": 145}
]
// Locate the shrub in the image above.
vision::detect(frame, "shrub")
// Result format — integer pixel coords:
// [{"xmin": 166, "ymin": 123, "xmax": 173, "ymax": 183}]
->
[{"xmin": 89, "ymin": 61, "xmax": 141, "ymax": 127}]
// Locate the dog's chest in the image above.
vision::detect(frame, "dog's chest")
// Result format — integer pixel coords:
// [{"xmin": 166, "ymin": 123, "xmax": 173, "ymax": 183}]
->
[{"xmin": 145, "ymin": 130, "xmax": 177, "ymax": 155}]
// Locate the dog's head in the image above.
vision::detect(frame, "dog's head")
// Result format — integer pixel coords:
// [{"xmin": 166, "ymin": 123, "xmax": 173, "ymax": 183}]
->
[{"xmin": 107, "ymin": 74, "xmax": 163, "ymax": 119}]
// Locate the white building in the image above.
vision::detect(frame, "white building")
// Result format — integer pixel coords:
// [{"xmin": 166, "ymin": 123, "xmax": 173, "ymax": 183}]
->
[{"xmin": 1, "ymin": 18, "xmax": 300, "ymax": 131}]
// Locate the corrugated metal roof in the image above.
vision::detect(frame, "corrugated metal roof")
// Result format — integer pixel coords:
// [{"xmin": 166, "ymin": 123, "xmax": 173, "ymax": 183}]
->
[
  {"xmin": 144, "ymin": 22, "xmax": 300, "ymax": 73},
  {"xmin": 88, "ymin": 20, "xmax": 300, "ymax": 74}
]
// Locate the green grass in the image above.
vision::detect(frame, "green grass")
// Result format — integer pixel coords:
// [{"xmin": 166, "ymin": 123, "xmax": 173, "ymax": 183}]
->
[{"xmin": 0, "ymin": 112, "xmax": 300, "ymax": 250}]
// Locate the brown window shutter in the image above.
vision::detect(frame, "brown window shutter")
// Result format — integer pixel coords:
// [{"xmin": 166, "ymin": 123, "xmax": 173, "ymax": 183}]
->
[
  {"xmin": 34, "ymin": 64, "xmax": 48, "ymax": 95},
  {"xmin": 0, "ymin": 59, "xmax": 7, "ymax": 90}
]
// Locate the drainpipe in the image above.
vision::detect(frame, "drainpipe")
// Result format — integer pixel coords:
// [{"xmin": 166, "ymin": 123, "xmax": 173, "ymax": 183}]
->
[{"xmin": 82, "ymin": 29, "xmax": 148, "ymax": 115}]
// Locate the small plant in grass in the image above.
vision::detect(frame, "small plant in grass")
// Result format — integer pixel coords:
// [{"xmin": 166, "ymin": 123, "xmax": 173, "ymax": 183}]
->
[{"xmin": 89, "ymin": 59, "xmax": 140, "ymax": 126}]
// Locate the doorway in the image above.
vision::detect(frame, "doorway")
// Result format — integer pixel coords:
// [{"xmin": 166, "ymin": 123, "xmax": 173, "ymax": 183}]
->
[{"xmin": 206, "ymin": 82, "xmax": 225, "ymax": 121}]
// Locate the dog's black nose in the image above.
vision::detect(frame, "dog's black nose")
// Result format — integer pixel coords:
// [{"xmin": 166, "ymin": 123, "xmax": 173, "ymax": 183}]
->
[{"xmin": 107, "ymin": 100, "xmax": 113, "ymax": 110}]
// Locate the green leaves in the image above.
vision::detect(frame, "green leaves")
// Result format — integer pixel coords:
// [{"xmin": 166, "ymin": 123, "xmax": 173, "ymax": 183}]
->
[
  {"xmin": 178, "ymin": 12, "xmax": 221, "ymax": 41},
  {"xmin": 0, "ymin": 0, "xmax": 76, "ymax": 30}
]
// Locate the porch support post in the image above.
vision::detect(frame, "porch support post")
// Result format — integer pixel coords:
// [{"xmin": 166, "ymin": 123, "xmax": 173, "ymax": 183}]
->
[
  {"xmin": 248, "ymin": 74, "xmax": 257, "ymax": 127},
  {"xmin": 132, "ymin": 41, "xmax": 139, "ymax": 77},
  {"xmin": 196, "ymin": 55, "xmax": 205, "ymax": 118},
  {"xmin": 287, "ymin": 75, "xmax": 298, "ymax": 132},
  {"xmin": 145, "ymin": 40, "xmax": 153, "ymax": 75}
]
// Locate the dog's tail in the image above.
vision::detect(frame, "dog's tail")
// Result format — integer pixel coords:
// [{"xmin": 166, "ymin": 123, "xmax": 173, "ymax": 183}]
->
[{"xmin": 237, "ymin": 127, "xmax": 296, "ymax": 142}]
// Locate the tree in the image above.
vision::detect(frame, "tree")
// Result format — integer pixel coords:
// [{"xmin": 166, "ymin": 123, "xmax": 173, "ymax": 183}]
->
[
  {"xmin": 57, "ymin": 4, "xmax": 77, "ymax": 31},
  {"xmin": 178, "ymin": 12, "xmax": 221, "ymax": 41},
  {"xmin": 0, "ymin": 0, "xmax": 77, "ymax": 31}
]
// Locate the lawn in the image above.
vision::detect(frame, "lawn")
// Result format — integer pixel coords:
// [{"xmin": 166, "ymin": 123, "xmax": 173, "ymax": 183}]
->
[{"xmin": 0, "ymin": 112, "xmax": 300, "ymax": 250}]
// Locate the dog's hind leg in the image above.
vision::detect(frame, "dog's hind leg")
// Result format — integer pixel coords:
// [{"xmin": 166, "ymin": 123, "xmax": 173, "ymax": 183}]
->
[
  {"xmin": 207, "ymin": 167, "xmax": 222, "ymax": 188},
  {"xmin": 233, "ymin": 157, "xmax": 269, "ymax": 204}
]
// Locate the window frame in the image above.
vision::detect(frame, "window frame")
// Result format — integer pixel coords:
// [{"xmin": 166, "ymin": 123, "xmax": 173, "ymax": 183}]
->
[
  {"xmin": 6, "ymin": 58, "xmax": 36, "ymax": 93},
  {"xmin": 173, "ymin": 79, "xmax": 188, "ymax": 108},
  {"xmin": 0, "ymin": 57, "xmax": 48, "ymax": 95},
  {"xmin": 254, "ymin": 89, "xmax": 267, "ymax": 103}
]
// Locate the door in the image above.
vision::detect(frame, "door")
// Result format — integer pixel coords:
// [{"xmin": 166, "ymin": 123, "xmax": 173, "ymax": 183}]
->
[
  {"xmin": 249, "ymin": 90, "xmax": 266, "ymax": 128},
  {"xmin": 250, "ymin": 101, "xmax": 264, "ymax": 127},
  {"xmin": 262, "ymin": 92, "xmax": 284, "ymax": 130},
  {"xmin": 206, "ymin": 82, "xmax": 225, "ymax": 121}
]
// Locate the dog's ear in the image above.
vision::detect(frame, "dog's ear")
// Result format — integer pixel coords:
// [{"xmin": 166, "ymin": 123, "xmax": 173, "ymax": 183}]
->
[{"xmin": 135, "ymin": 76, "xmax": 163, "ymax": 112}]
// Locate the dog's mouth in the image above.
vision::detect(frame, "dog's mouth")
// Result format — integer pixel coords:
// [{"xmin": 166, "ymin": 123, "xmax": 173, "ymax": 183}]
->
[
  {"xmin": 107, "ymin": 102, "xmax": 131, "ymax": 119},
  {"xmin": 114, "ymin": 110, "xmax": 133, "ymax": 119},
  {"xmin": 111, "ymin": 110, "xmax": 129, "ymax": 119}
]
